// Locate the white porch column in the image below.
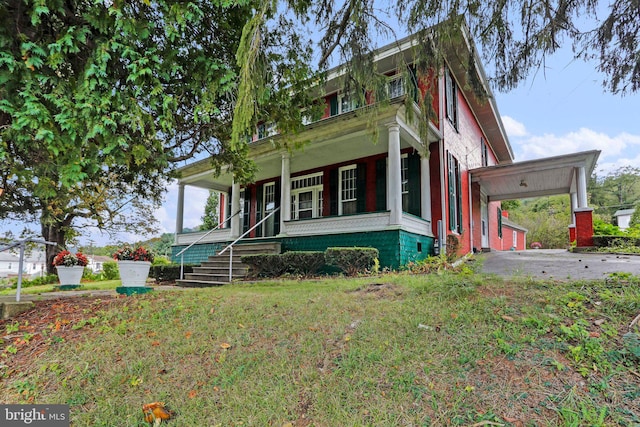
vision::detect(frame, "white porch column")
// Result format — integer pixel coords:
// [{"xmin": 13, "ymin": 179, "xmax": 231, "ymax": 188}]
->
[
  {"xmin": 175, "ymin": 184, "xmax": 185, "ymax": 235},
  {"xmin": 387, "ymin": 123, "xmax": 402, "ymax": 225},
  {"xmin": 420, "ymin": 153, "xmax": 432, "ymax": 223},
  {"xmin": 576, "ymin": 166, "xmax": 588, "ymax": 208},
  {"xmin": 280, "ymin": 153, "xmax": 291, "ymax": 233},
  {"xmin": 230, "ymin": 180, "xmax": 241, "ymax": 238},
  {"xmin": 570, "ymin": 192, "xmax": 578, "ymax": 224}
]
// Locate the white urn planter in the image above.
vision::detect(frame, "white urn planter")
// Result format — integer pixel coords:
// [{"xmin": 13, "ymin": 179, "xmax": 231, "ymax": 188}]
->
[
  {"xmin": 56, "ymin": 265, "xmax": 85, "ymax": 287},
  {"xmin": 118, "ymin": 261, "xmax": 151, "ymax": 287}
]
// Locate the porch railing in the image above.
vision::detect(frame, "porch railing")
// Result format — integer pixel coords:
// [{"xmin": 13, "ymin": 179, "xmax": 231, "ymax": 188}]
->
[
  {"xmin": 176, "ymin": 209, "xmax": 241, "ymax": 280},
  {"xmin": 218, "ymin": 207, "xmax": 280, "ymax": 282}
]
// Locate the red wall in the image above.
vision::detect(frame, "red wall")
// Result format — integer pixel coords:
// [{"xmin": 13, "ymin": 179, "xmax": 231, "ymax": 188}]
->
[{"xmin": 501, "ymin": 225, "xmax": 527, "ymax": 251}]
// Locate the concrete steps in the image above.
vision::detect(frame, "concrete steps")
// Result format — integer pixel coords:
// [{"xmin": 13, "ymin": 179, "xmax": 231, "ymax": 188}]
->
[{"xmin": 176, "ymin": 242, "xmax": 281, "ymax": 287}]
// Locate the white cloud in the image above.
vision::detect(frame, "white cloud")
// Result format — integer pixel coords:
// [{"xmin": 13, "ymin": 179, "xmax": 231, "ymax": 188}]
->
[
  {"xmin": 510, "ymin": 127, "xmax": 640, "ymax": 164},
  {"xmin": 501, "ymin": 115, "xmax": 528, "ymax": 138}
]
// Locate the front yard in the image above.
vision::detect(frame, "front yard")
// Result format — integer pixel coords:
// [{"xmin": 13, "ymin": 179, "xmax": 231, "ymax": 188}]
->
[{"xmin": 1, "ymin": 271, "xmax": 639, "ymax": 426}]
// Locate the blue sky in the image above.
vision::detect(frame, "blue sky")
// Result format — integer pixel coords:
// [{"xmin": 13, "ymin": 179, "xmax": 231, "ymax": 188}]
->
[{"xmin": 3, "ymin": 28, "xmax": 639, "ymax": 247}]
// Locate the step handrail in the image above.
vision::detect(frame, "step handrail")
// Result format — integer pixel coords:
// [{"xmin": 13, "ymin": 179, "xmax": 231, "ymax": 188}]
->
[
  {"xmin": 177, "ymin": 209, "xmax": 241, "ymax": 280},
  {"xmin": 218, "ymin": 207, "xmax": 280, "ymax": 282},
  {"xmin": 0, "ymin": 238, "xmax": 57, "ymax": 302}
]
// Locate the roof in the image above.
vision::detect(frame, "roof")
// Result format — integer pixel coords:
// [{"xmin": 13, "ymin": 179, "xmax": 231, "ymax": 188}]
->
[
  {"xmin": 502, "ymin": 218, "xmax": 528, "ymax": 233},
  {"xmin": 613, "ymin": 208, "xmax": 635, "ymax": 217},
  {"xmin": 470, "ymin": 150, "xmax": 600, "ymax": 202}
]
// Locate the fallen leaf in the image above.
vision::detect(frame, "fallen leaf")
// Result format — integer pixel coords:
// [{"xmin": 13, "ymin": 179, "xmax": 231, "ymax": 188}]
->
[
  {"xmin": 501, "ymin": 315, "xmax": 515, "ymax": 322},
  {"xmin": 220, "ymin": 342, "xmax": 232, "ymax": 349},
  {"xmin": 238, "ymin": 323, "xmax": 245, "ymax": 329},
  {"xmin": 185, "ymin": 331, "xmax": 192, "ymax": 339},
  {"xmin": 188, "ymin": 390, "xmax": 197, "ymax": 398},
  {"xmin": 151, "ymin": 341, "xmax": 161, "ymax": 346},
  {"xmin": 589, "ymin": 331, "xmax": 600, "ymax": 338}
]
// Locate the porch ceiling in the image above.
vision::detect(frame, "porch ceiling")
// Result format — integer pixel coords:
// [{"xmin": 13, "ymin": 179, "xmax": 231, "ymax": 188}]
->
[{"xmin": 470, "ymin": 150, "xmax": 600, "ymax": 201}]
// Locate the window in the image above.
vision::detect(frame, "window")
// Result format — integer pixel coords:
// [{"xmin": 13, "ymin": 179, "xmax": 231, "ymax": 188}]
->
[
  {"xmin": 339, "ymin": 165, "xmax": 357, "ymax": 215},
  {"xmin": 401, "ymin": 154, "xmax": 409, "ymax": 212},
  {"xmin": 257, "ymin": 122, "xmax": 277, "ymax": 139},
  {"xmin": 445, "ymin": 68, "xmax": 458, "ymax": 129},
  {"xmin": 291, "ymin": 173, "xmax": 323, "ymax": 220},
  {"xmin": 513, "ymin": 230, "xmax": 517, "ymax": 247},
  {"xmin": 448, "ymin": 152, "xmax": 463, "ymax": 233},
  {"xmin": 388, "ymin": 76, "xmax": 404, "ymax": 99},
  {"xmin": 262, "ymin": 182, "xmax": 276, "ymax": 237},
  {"xmin": 338, "ymin": 93, "xmax": 357, "ymax": 114},
  {"xmin": 481, "ymin": 137, "xmax": 488, "ymax": 167}
]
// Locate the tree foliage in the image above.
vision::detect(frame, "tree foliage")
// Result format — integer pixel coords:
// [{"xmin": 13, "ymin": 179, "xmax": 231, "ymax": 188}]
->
[
  {"xmin": 0, "ymin": 0, "xmax": 257, "ymax": 271},
  {"xmin": 507, "ymin": 196, "xmax": 572, "ymax": 249},
  {"xmin": 589, "ymin": 166, "xmax": 640, "ymax": 221},
  {"xmin": 201, "ymin": 192, "xmax": 220, "ymax": 231}
]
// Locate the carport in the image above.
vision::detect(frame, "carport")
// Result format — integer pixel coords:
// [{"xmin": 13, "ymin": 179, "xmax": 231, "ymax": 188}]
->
[{"xmin": 469, "ymin": 150, "xmax": 600, "ymax": 248}]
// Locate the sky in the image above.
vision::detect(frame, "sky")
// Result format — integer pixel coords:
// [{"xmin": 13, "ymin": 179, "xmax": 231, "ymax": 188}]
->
[{"xmin": 3, "ymin": 22, "xmax": 640, "ymax": 247}]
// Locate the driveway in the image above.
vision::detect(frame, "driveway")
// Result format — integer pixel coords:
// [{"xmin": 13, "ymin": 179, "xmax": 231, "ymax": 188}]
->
[{"xmin": 479, "ymin": 249, "xmax": 640, "ymax": 280}]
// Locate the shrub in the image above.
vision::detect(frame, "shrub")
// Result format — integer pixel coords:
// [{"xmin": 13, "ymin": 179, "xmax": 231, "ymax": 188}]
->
[
  {"xmin": 593, "ymin": 235, "xmax": 640, "ymax": 248},
  {"xmin": 102, "ymin": 260, "xmax": 119, "ymax": 280},
  {"xmin": 12, "ymin": 274, "xmax": 58, "ymax": 289},
  {"xmin": 282, "ymin": 251, "xmax": 325, "ymax": 276},
  {"xmin": 152, "ymin": 256, "xmax": 172, "ymax": 266},
  {"xmin": 241, "ymin": 254, "xmax": 287, "ymax": 278},
  {"xmin": 149, "ymin": 264, "xmax": 194, "ymax": 282},
  {"xmin": 324, "ymin": 247, "xmax": 379, "ymax": 276}
]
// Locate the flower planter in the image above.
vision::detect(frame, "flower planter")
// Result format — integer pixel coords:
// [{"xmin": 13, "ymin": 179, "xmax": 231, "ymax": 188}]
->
[
  {"xmin": 118, "ymin": 261, "xmax": 151, "ymax": 287},
  {"xmin": 56, "ymin": 265, "xmax": 84, "ymax": 288}
]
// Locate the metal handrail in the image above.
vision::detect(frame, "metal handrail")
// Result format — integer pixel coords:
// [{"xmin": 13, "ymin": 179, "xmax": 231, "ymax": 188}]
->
[
  {"xmin": 1, "ymin": 238, "xmax": 57, "ymax": 302},
  {"xmin": 218, "ymin": 207, "xmax": 280, "ymax": 282},
  {"xmin": 177, "ymin": 209, "xmax": 241, "ymax": 280}
]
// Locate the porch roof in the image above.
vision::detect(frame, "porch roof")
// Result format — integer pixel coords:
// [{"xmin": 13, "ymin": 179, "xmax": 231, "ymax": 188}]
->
[{"xmin": 470, "ymin": 150, "xmax": 600, "ymax": 202}]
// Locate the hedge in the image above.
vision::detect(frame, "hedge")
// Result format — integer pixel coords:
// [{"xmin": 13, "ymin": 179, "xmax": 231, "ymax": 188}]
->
[
  {"xmin": 149, "ymin": 264, "xmax": 194, "ymax": 282},
  {"xmin": 281, "ymin": 251, "xmax": 325, "ymax": 276},
  {"xmin": 240, "ymin": 254, "xmax": 287, "ymax": 278},
  {"xmin": 592, "ymin": 235, "xmax": 640, "ymax": 248},
  {"xmin": 324, "ymin": 247, "xmax": 379, "ymax": 276}
]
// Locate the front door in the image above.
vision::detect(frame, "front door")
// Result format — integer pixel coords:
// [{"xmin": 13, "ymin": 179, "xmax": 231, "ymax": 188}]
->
[{"xmin": 262, "ymin": 182, "xmax": 276, "ymax": 237}]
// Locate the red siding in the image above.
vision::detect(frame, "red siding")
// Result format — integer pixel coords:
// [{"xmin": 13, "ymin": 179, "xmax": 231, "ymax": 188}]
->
[
  {"xmin": 429, "ymin": 143, "xmax": 442, "ymax": 238},
  {"xmin": 501, "ymin": 225, "xmax": 527, "ymax": 251}
]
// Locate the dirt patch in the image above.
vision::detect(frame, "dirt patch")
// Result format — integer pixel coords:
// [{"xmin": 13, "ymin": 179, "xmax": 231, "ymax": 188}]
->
[
  {"xmin": 0, "ymin": 295, "xmax": 128, "ymax": 377},
  {"xmin": 347, "ymin": 282, "xmax": 404, "ymax": 299}
]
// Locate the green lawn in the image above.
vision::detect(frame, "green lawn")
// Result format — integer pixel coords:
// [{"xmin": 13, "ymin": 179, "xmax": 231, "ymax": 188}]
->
[
  {"xmin": 1, "ymin": 271, "xmax": 639, "ymax": 426},
  {"xmin": 0, "ymin": 280, "xmax": 121, "ymax": 296}
]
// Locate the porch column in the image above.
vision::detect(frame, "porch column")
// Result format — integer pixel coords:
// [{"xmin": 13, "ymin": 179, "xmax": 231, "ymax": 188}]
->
[
  {"xmin": 420, "ymin": 153, "xmax": 432, "ymax": 223},
  {"xmin": 175, "ymin": 184, "xmax": 185, "ymax": 235},
  {"xmin": 230, "ymin": 180, "xmax": 241, "ymax": 238},
  {"xmin": 387, "ymin": 123, "xmax": 402, "ymax": 225},
  {"xmin": 280, "ymin": 153, "xmax": 291, "ymax": 233},
  {"xmin": 576, "ymin": 166, "xmax": 588, "ymax": 208},
  {"xmin": 570, "ymin": 192, "xmax": 578, "ymax": 224}
]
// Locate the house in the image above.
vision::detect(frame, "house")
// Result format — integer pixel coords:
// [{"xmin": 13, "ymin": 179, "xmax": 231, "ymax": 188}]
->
[
  {"xmin": 0, "ymin": 250, "xmax": 47, "ymax": 279},
  {"xmin": 613, "ymin": 208, "xmax": 635, "ymax": 230},
  {"xmin": 171, "ymin": 23, "xmax": 600, "ymax": 274},
  {"xmin": 499, "ymin": 211, "xmax": 527, "ymax": 251}
]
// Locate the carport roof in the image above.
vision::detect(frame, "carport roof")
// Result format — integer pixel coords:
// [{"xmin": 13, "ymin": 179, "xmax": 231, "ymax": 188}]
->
[{"xmin": 470, "ymin": 150, "xmax": 600, "ymax": 202}]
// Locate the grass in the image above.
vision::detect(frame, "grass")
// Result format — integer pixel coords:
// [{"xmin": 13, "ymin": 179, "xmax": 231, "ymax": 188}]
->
[
  {"xmin": 1, "ymin": 270, "xmax": 639, "ymax": 426},
  {"xmin": 0, "ymin": 280, "xmax": 121, "ymax": 296}
]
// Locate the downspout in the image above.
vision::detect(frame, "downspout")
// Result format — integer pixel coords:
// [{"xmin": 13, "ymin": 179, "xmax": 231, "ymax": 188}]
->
[{"xmin": 468, "ymin": 169, "xmax": 473, "ymax": 254}]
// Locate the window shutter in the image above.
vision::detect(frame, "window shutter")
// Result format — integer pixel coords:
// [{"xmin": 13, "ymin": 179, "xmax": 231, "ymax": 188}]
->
[
  {"xmin": 242, "ymin": 188, "xmax": 251, "ymax": 234},
  {"xmin": 375, "ymin": 158, "xmax": 387, "ymax": 211},
  {"xmin": 408, "ymin": 152, "xmax": 421, "ymax": 216},
  {"xmin": 330, "ymin": 95, "xmax": 338, "ymax": 116},
  {"xmin": 497, "ymin": 207, "xmax": 503, "ymax": 238},
  {"xmin": 356, "ymin": 163, "xmax": 367, "ymax": 213},
  {"xmin": 447, "ymin": 152, "xmax": 455, "ymax": 231},
  {"xmin": 329, "ymin": 168, "xmax": 338, "ymax": 215},
  {"xmin": 456, "ymin": 162, "xmax": 463, "ymax": 233}
]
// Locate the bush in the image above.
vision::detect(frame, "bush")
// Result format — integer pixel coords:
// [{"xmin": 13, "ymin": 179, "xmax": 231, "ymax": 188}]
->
[
  {"xmin": 12, "ymin": 274, "xmax": 58, "ymax": 289},
  {"xmin": 241, "ymin": 254, "xmax": 287, "ymax": 278},
  {"xmin": 149, "ymin": 264, "xmax": 194, "ymax": 282},
  {"xmin": 102, "ymin": 260, "xmax": 119, "ymax": 280},
  {"xmin": 282, "ymin": 251, "xmax": 325, "ymax": 276},
  {"xmin": 324, "ymin": 247, "xmax": 379, "ymax": 276},
  {"xmin": 593, "ymin": 235, "xmax": 640, "ymax": 248},
  {"xmin": 152, "ymin": 256, "xmax": 172, "ymax": 266}
]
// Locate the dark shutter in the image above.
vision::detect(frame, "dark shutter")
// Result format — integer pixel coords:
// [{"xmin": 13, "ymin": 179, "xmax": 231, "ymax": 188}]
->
[
  {"xmin": 274, "ymin": 180, "xmax": 281, "ymax": 235},
  {"xmin": 456, "ymin": 162, "xmax": 463, "ymax": 233},
  {"xmin": 329, "ymin": 168, "xmax": 338, "ymax": 215},
  {"xmin": 329, "ymin": 95, "xmax": 338, "ymax": 116},
  {"xmin": 408, "ymin": 152, "xmax": 421, "ymax": 216},
  {"xmin": 375, "ymin": 158, "xmax": 387, "ymax": 211},
  {"xmin": 356, "ymin": 163, "xmax": 367, "ymax": 213},
  {"xmin": 255, "ymin": 185, "xmax": 263, "ymax": 237},
  {"xmin": 227, "ymin": 186, "xmax": 233, "ymax": 228},
  {"xmin": 447, "ymin": 153, "xmax": 455, "ymax": 231},
  {"xmin": 242, "ymin": 188, "xmax": 251, "ymax": 234},
  {"xmin": 497, "ymin": 207, "xmax": 503, "ymax": 238}
]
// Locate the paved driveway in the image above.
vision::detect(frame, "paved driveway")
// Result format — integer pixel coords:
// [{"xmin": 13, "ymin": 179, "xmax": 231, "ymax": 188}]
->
[{"xmin": 479, "ymin": 249, "xmax": 640, "ymax": 280}]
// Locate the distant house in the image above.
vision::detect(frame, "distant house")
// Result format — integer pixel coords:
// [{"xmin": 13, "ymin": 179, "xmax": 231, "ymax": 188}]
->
[
  {"xmin": 499, "ymin": 211, "xmax": 527, "ymax": 251},
  {"xmin": 0, "ymin": 250, "xmax": 47, "ymax": 279},
  {"xmin": 171, "ymin": 23, "xmax": 599, "ymax": 273},
  {"xmin": 613, "ymin": 209, "xmax": 635, "ymax": 230},
  {"xmin": 87, "ymin": 255, "xmax": 114, "ymax": 273}
]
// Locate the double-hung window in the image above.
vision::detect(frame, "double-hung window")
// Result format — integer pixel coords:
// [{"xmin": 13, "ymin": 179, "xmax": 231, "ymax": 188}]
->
[
  {"xmin": 291, "ymin": 173, "xmax": 323, "ymax": 220},
  {"xmin": 339, "ymin": 165, "xmax": 357, "ymax": 215},
  {"xmin": 401, "ymin": 154, "xmax": 409, "ymax": 212},
  {"xmin": 447, "ymin": 152, "xmax": 463, "ymax": 233},
  {"xmin": 338, "ymin": 93, "xmax": 357, "ymax": 114},
  {"xmin": 388, "ymin": 76, "xmax": 404, "ymax": 99},
  {"xmin": 445, "ymin": 68, "xmax": 458, "ymax": 129}
]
